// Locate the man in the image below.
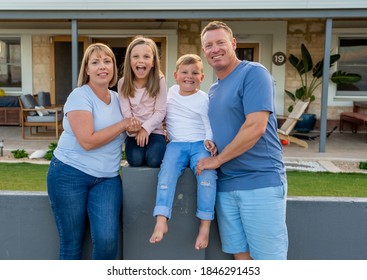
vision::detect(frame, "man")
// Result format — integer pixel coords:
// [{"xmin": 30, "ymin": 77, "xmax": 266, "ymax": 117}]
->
[{"xmin": 196, "ymin": 21, "xmax": 288, "ymax": 260}]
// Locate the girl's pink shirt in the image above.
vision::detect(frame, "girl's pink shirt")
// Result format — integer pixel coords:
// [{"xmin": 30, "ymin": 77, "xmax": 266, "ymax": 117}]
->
[{"xmin": 118, "ymin": 76, "xmax": 167, "ymax": 135}]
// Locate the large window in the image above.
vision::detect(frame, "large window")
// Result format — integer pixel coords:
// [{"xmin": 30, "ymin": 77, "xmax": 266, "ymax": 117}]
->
[
  {"xmin": 0, "ymin": 37, "xmax": 21, "ymax": 89},
  {"xmin": 336, "ymin": 37, "xmax": 367, "ymax": 97}
]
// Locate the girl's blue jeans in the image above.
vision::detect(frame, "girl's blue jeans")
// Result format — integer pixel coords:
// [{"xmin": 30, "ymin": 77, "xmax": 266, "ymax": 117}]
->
[
  {"xmin": 47, "ymin": 156, "xmax": 122, "ymax": 260},
  {"xmin": 153, "ymin": 141, "xmax": 217, "ymax": 220},
  {"xmin": 125, "ymin": 133, "xmax": 167, "ymax": 168}
]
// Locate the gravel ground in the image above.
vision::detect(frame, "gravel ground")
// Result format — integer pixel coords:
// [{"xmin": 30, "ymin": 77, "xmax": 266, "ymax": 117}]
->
[{"xmin": 331, "ymin": 160, "xmax": 367, "ymax": 174}]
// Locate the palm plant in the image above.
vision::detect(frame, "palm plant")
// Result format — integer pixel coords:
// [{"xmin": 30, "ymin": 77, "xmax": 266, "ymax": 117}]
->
[{"xmin": 285, "ymin": 43, "xmax": 361, "ymax": 112}]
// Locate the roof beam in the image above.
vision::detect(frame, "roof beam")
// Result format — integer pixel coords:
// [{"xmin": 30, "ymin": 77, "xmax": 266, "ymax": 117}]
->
[{"xmin": 1, "ymin": 9, "xmax": 367, "ymax": 20}]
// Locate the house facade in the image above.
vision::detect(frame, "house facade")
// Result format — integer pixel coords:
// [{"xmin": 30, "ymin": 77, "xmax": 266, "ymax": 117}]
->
[{"xmin": 1, "ymin": 1, "xmax": 366, "ymax": 122}]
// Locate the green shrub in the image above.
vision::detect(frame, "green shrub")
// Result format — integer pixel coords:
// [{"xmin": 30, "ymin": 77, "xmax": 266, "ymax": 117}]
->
[
  {"xmin": 359, "ymin": 161, "xmax": 367, "ymax": 170},
  {"xmin": 44, "ymin": 142, "xmax": 57, "ymax": 160},
  {"xmin": 11, "ymin": 149, "xmax": 29, "ymax": 159}
]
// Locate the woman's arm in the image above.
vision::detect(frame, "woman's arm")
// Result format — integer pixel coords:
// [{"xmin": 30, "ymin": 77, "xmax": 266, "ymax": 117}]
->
[{"xmin": 68, "ymin": 110, "xmax": 138, "ymax": 150}]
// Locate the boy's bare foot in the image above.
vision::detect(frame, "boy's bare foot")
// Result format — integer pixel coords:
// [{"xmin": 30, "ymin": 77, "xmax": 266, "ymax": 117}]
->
[
  {"xmin": 195, "ymin": 220, "xmax": 211, "ymax": 250},
  {"xmin": 149, "ymin": 216, "xmax": 168, "ymax": 244}
]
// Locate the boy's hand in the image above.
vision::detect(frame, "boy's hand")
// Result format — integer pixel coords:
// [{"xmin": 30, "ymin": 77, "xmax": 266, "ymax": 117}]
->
[{"xmin": 205, "ymin": 140, "xmax": 217, "ymax": 156}]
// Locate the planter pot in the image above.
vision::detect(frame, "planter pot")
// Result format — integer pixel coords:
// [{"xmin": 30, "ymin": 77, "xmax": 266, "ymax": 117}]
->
[{"xmin": 294, "ymin": 113, "xmax": 316, "ymax": 133}]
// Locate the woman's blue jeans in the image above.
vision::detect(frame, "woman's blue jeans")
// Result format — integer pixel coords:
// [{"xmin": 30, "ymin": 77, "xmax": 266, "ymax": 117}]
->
[
  {"xmin": 47, "ymin": 156, "xmax": 122, "ymax": 260},
  {"xmin": 153, "ymin": 141, "xmax": 217, "ymax": 220},
  {"xmin": 125, "ymin": 133, "xmax": 166, "ymax": 168}
]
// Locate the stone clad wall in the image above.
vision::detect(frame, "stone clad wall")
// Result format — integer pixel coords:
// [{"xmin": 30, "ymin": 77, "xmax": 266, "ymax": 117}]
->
[
  {"xmin": 32, "ymin": 35, "xmax": 51, "ymax": 95},
  {"xmin": 177, "ymin": 20, "xmax": 202, "ymax": 57}
]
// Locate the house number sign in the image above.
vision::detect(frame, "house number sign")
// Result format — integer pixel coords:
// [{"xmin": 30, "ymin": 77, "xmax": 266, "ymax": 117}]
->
[{"xmin": 272, "ymin": 52, "xmax": 286, "ymax": 66}]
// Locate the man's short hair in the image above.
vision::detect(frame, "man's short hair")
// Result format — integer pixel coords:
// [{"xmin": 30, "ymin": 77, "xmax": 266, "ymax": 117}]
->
[{"xmin": 200, "ymin": 21, "xmax": 234, "ymax": 43}]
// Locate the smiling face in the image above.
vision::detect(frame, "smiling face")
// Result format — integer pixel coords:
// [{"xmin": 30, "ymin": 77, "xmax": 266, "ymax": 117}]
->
[
  {"xmin": 86, "ymin": 50, "xmax": 114, "ymax": 87},
  {"xmin": 201, "ymin": 28, "xmax": 238, "ymax": 78},
  {"xmin": 130, "ymin": 43, "xmax": 155, "ymax": 86},
  {"xmin": 174, "ymin": 62, "xmax": 204, "ymax": 96}
]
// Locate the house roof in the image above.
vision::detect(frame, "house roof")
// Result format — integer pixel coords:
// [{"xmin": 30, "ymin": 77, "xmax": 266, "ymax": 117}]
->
[
  {"xmin": 1, "ymin": 0, "xmax": 367, "ymax": 10},
  {"xmin": 1, "ymin": 0, "xmax": 367, "ymax": 20}
]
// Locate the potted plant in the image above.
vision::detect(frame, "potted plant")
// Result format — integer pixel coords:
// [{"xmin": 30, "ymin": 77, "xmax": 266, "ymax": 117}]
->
[{"xmin": 285, "ymin": 43, "xmax": 361, "ymax": 132}]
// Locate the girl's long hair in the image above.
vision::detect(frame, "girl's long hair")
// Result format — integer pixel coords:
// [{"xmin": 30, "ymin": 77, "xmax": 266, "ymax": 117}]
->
[{"xmin": 120, "ymin": 36, "xmax": 163, "ymax": 98}]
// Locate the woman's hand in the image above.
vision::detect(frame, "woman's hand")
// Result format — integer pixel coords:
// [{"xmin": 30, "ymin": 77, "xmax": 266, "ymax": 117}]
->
[{"xmin": 125, "ymin": 117, "xmax": 141, "ymax": 133}]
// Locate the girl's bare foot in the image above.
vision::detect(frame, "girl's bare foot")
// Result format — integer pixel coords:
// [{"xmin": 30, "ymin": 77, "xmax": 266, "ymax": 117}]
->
[
  {"xmin": 149, "ymin": 216, "xmax": 168, "ymax": 244},
  {"xmin": 195, "ymin": 220, "xmax": 211, "ymax": 250}
]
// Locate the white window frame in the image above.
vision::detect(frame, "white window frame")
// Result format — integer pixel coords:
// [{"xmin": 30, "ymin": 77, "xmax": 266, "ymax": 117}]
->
[
  {"xmin": 0, "ymin": 34, "xmax": 32, "ymax": 96},
  {"xmin": 330, "ymin": 28, "xmax": 367, "ymax": 106}
]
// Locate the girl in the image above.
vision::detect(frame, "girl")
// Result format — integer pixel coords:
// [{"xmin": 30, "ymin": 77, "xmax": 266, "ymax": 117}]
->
[{"xmin": 118, "ymin": 36, "xmax": 167, "ymax": 168}]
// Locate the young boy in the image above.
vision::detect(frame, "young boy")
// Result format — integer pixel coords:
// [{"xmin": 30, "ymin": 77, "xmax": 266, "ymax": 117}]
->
[{"xmin": 149, "ymin": 54, "xmax": 217, "ymax": 250}]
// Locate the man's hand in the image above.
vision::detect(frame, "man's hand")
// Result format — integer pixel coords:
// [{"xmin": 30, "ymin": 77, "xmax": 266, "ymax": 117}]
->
[{"xmin": 196, "ymin": 156, "xmax": 221, "ymax": 175}]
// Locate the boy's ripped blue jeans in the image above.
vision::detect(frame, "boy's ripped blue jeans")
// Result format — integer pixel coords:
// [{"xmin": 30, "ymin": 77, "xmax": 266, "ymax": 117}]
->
[{"xmin": 153, "ymin": 141, "xmax": 217, "ymax": 220}]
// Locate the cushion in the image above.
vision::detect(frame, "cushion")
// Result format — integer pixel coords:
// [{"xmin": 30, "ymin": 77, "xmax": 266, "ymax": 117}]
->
[
  {"xmin": 20, "ymin": 94, "xmax": 38, "ymax": 116},
  {"xmin": 29, "ymin": 150, "xmax": 47, "ymax": 159},
  {"xmin": 26, "ymin": 111, "xmax": 63, "ymax": 123},
  {"xmin": 37, "ymin": 91, "xmax": 51, "ymax": 107},
  {"xmin": 0, "ymin": 96, "xmax": 19, "ymax": 107},
  {"xmin": 0, "ymin": 89, "xmax": 5, "ymax": 96},
  {"xmin": 35, "ymin": 105, "xmax": 49, "ymax": 116}
]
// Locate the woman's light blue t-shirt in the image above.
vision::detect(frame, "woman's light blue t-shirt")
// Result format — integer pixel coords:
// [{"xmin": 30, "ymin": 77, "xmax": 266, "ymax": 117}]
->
[
  {"xmin": 54, "ymin": 85, "xmax": 126, "ymax": 178},
  {"xmin": 208, "ymin": 61, "xmax": 286, "ymax": 192}
]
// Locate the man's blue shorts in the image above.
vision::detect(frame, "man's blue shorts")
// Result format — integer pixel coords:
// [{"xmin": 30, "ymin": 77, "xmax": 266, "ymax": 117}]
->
[{"xmin": 215, "ymin": 184, "xmax": 288, "ymax": 260}]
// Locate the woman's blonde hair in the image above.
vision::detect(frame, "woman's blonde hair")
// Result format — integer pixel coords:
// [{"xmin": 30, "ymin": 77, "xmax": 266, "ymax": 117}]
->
[
  {"xmin": 77, "ymin": 43, "xmax": 118, "ymax": 88},
  {"xmin": 120, "ymin": 36, "xmax": 163, "ymax": 98}
]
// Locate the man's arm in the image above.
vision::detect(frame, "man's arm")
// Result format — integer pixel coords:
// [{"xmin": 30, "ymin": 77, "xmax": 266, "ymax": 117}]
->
[{"xmin": 196, "ymin": 111, "xmax": 269, "ymax": 174}]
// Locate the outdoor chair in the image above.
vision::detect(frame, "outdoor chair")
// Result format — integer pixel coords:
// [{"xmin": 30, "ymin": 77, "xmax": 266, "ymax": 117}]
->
[
  {"xmin": 19, "ymin": 94, "xmax": 63, "ymax": 140},
  {"xmin": 277, "ymin": 100, "xmax": 310, "ymax": 148}
]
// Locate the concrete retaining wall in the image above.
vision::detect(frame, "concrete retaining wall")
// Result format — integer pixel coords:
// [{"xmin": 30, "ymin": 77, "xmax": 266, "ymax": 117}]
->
[{"xmin": 0, "ymin": 167, "xmax": 366, "ymax": 260}]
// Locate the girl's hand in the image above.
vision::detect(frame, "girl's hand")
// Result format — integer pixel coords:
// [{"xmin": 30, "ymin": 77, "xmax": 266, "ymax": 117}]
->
[
  {"xmin": 135, "ymin": 128, "xmax": 149, "ymax": 147},
  {"xmin": 205, "ymin": 140, "xmax": 217, "ymax": 156}
]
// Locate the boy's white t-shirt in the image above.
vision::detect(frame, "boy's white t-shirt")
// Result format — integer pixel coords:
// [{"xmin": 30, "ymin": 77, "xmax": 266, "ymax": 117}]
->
[{"xmin": 166, "ymin": 84, "xmax": 213, "ymax": 142}]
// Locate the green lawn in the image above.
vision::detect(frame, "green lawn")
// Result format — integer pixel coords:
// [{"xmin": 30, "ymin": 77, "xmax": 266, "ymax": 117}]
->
[
  {"xmin": 0, "ymin": 162, "xmax": 366, "ymax": 197},
  {"xmin": 0, "ymin": 162, "xmax": 49, "ymax": 191}
]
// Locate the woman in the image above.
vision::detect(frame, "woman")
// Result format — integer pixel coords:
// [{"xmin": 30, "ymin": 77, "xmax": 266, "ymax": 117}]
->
[{"xmin": 47, "ymin": 43, "xmax": 140, "ymax": 260}]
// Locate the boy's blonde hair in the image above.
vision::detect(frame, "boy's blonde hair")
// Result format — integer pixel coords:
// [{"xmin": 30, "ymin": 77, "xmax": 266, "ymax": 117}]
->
[
  {"xmin": 175, "ymin": 54, "xmax": 204, "ymax": 73},
  {"xmin": 121, "ymin": 36, "xmax": 163, "ymax": 98},
  {"xmin": 77, "ymin": 43, "xmax": 118, "ymax": 88}
]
